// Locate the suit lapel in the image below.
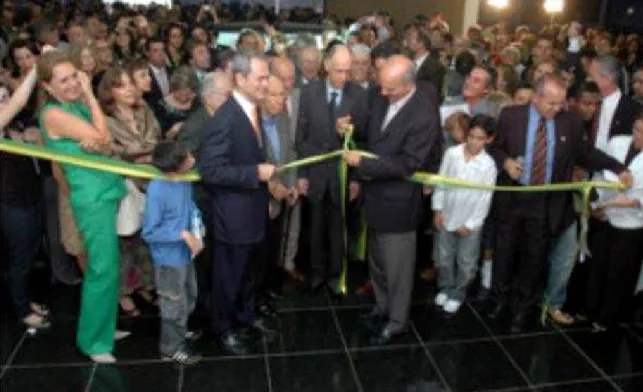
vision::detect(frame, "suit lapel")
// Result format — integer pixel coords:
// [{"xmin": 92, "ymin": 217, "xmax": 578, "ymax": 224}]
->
[
  {"xmin": 609, "ymin": 96, "xmax": 625, "ymax": 139},
  {"xmin": 553, "ymin": 115, "xmax": 566, "ymax": 180},
  {"xmin": 375, "ymin": 91, "xmax": 418, "ymax": 142},
  {"xmin": 230, "ymin": 98, "xmax": 263, "ymax": 152}
]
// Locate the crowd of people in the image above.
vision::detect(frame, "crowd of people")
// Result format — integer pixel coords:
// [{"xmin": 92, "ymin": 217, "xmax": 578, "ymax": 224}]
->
[{"xmin": 1, "ymin": 0, "xmax": 642, "ymax": 367}]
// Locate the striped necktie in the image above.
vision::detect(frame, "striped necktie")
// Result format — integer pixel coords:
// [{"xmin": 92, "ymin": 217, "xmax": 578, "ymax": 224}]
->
[{"xmin": 531, "ymin": 117, "xmax": 548, "ymax": 185}]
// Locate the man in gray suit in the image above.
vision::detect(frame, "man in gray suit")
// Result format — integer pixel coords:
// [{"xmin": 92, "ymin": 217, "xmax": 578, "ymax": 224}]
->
[
  {"xmin": 270, "ymin": 57, "xmax": 304, "ymax": 281},
  {"xmin": 254, "ymin": 76, "xmax": 297, "ymax": 313}
]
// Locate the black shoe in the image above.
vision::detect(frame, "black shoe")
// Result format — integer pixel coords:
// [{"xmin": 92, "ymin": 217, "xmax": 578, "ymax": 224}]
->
[
  {"xmin": 359, "ymin": 310, "xmax": 387, "ymax": 331},
  {"xmin": 477, "ymin": 287, "xmax": 491, "ymax": 301},
  {"xmin": 326, "ymin": 286, "xmax": 344, "ymax": 305},
  {"xmin": 219, "ymin": 331, "xmax": 250, "ymax": 355},
  {"xmin": 257, "ymin": 301, "xmax": 277, "ymax": 318},
  {"xmin": 510, "ymin": 311, "xmax": 527, "ymax": 333},
  {"xmin": 370, "ymin": 325, "xmax": 405, "ymax": 345},
  {"xmin": 250, "ymin": 317, "xmax": 277, "ymax": 336},
  {"xmin": 301, "ymin": 279, "xmax": 325, "ymax": 297},
  {"xmin": 487, "ymin": 301, "xmax": 508, "ymax": 320}
]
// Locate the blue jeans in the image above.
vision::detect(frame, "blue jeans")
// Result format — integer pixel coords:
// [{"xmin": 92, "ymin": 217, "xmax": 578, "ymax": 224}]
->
[
  {"xmin": 1, "ymin": 201, "xmax": 44, "ymax": 318},
  {"xmin": 544, "ymin": 222, "xmax": 578, "ymax": 309}
]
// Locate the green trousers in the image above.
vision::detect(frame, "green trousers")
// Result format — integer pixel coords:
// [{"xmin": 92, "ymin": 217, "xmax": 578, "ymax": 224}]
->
[{"xmin": 73, "ymin": 199, "xmax": 120, "ymax": 355}]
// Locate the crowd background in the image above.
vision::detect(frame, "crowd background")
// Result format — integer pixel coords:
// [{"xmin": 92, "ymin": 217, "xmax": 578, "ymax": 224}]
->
[{"xmin": 1, "ymin": 0, "xmax": 642, "ymax": 364}]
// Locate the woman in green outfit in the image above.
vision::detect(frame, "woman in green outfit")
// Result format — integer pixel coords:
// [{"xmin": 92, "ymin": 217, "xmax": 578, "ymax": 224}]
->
[{"xmin": 37, "ymin": 51, "xmax": 127, "ymax": 364}]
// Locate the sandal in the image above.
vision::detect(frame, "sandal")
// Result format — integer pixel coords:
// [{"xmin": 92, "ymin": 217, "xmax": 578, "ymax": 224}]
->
[
  {"xmin": 30, "ymin": 303, "xmax": 50, "ymax": 317},
  {"xmin": 22, "ymin": 313, "xmax": 51, "ymax": 329},
  {"xmin": 119, "ymin": 296, "xmax": 141, "ymax": 317}
]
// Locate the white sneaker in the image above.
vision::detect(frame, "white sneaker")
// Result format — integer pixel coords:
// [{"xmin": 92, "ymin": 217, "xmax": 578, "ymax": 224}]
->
[
  {"xmin": 114, "ymin": 330, "xmax": 131, "ymax": 341},
  {"xmin": 90, "ymin": 353, "xmax": 116, "ymax": 364},
  {"xmin": 434, "ymin": 292, "xmax": 448, "ymax": 308},
  {"xmin": 443, "ymin": 299, "xmax": 462, "ymax": 314}
]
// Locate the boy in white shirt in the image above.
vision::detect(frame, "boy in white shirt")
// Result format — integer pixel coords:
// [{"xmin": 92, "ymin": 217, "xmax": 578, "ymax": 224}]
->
[{"xmin": 432, "ymin": 114, "xmax": 498, "ymax": 313}]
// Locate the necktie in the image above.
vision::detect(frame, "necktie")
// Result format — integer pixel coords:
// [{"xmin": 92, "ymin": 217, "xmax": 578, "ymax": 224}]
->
[
  {"xmin": 329, "ymin": 91, "xmax": 338, "ymax": 128},
  {"xmin": 531, "ymin": 117, "xmax": 548, "ymax": 185},
  {"xmin": 252, "ymin": 106, "xmax": 262, "ymax": 147}
]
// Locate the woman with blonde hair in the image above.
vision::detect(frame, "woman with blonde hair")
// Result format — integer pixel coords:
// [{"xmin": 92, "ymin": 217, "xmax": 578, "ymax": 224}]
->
[{"xmin": 37, "ymin": 51, "xmax": 126, "ymax": 363}]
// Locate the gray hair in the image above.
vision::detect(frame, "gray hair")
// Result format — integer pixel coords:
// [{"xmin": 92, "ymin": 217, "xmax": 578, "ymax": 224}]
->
[
  {"xmin": 201, "ymin": 71, "xmax": 229, "ymax": 98},
  {"xmin": 593, "ymin": 54, "xmax": 621, "ymax": 85},
  {"xmin": 350, "ymin": 44, "xmax": 371, "ymax": 57},
  {"xmin": 535, "ymin": 73, "xmax": 566, "ymax": 95},
  {"xmin": 231, "ymin": 51, "xmax": 267, "ymax": 77},
  {"xmin": 169, "ymin": 66, "xmax": 199, "ymax": 93}
]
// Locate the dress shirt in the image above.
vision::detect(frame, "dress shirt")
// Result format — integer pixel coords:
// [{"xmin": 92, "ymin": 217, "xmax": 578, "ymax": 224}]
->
[
  {"xmin": 149, "ymin": 64, "xmax": 170, "ymax": 96},
  {"xmin": 521, "ymin": 104, "xmax": 556, "ymax": 185},
  {"xmin": 326, "ymin": 81, "xmax": 343, "ymax": 106},
  {"xmin": 595, "ymin": 89, "xmax": 622, "ymax": 154},
  {"xmin": 262, "ymin": 114, "xmax": 281, "ymax": 162},
  {"xmin": 381, "ymin": 87, "xmax": 416, "ymax": 131},
  {"xmin": 286, "ymin": 95, "xmax": 293, "ymax": 118},
  {"xmin": 432, "ymin": 144, "xmax": 498, "ymax": 231},
  {"xmin": 414, "ymin": 54, "xmax": 428, "ymax": 71},
  {"xmin": 232, "ymin": 90, "xmax": 258, "ymax": 128}
]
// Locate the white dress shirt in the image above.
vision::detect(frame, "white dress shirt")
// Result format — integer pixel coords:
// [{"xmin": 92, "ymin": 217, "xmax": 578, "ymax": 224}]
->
[
  {"xmin": 149, "ymin": 64, "xmax": 170, "ymax": 96},
  {"xmin": 233, "ymin": 90, "xmax": 257, "ymax": 127},
  {"xmin": 593, "ymin": 136, "xmax": 643, "ymax": 229},
  {"xmin": 414, "ymin": 54, "xmax": 428, "ymax": 71},
  {"xmin": 432, "ymin": 144, "xmax": 498, "ymax": 231},
  {"xmin": 381, "ymin": 87, "xmax": 416, "ymax": 131},
  {"xmin": 596, "ymin": 89, "xmax": 622, "ymax": 154}
]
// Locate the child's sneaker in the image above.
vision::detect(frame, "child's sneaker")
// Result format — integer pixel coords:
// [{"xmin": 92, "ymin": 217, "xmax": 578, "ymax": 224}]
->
[
  {"xmin": 162, "ymin": 349, "xmax": 202, "ymax": 365},
  {"xmin": 443, "ymin": 299, "xmax": 462, "ymax": 314},
  {"xmin": 434, "ymin": 292, "xmax": 448, "ymax": 308}
]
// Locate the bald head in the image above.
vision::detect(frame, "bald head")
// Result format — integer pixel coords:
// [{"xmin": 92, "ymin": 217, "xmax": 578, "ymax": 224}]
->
[
  {"xmin": 263, "ymin": 75, "xmax": 286, "ymax": 116},
  {"xmin": 325, "ymin": 44, "xmax": 352, "ymax": 89},
  {"xmin": 379, "ymin": 55, "xmax": 416, "ymax": 102},
  {"xmin": 271, "ymin": 57, "xmax": 295, "ymax": 93},
  {"xmin": 533, "ymin": 74, "xmax": 566, "ymax": 120}
]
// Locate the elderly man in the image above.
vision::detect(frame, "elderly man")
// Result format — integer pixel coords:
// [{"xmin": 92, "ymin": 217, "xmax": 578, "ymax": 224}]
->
[
  {"xmin": 351, "ymin": 44, "xmax": 372, "ymax": 90},
  {"xmin": 344, "ymin": 55, "xmax": 439, "ymax": 344},
  {"xmin": 270, "ymin": 57, "xmax": 304, "ymax": 280},
  {"xmin": 296, "ymin": 44, "xmax": 366, "ymax": 299},
  {"xmin": 296, "ymin": 44, "xmax": 321, "ymax": 87},
  {"xmin": 199, "ymin": 52, "xmax": 276, "ymax": 355},
  {"xmin": 178, "ymin": 71, "xmax": 232, "ymax": 157},
  {"xmin": 488, "ymin": 74, "xmax": 632, "ymax": 333}
]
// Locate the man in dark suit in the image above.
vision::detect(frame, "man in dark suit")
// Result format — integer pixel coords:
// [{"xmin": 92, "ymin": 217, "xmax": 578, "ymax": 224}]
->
[
  {"xmin": 145, "ymin": 36, "xmax": 171, "ymax": 105},
  {"xmin": 488, "ymin": 73, "xmax": 633, "ymax": 332},
  {"xmin": 199, "ymin": 52, "xmax": 277, "ymax": 355},
  {"xmin": 296, "ymin": 44, "xmax": 367, "ymax": 298},
  {"xmin": 345, "ymin": 55, "xmax": 440, "ymax": 344},
  {"xmin": 587, "ymin": 55, "xmax": 642, "ymax": 152},
  {"xmin": 403, "ymin": 25, "xmax": 445, "ymax": 102}
]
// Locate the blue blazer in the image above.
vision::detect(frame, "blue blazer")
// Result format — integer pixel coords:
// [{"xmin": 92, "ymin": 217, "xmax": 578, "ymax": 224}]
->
[{"xmin": 198, "ymin": 97, "xmax": 269, "ymax": 244}]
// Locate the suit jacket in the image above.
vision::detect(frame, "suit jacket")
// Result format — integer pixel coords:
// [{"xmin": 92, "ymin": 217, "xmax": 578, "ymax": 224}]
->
[
  {"xmin": 295, "ymin": 79, "xmax": 367, "ymax": 204},
  {"xmin": 287, "ymin": 88, "xmax": 301, "ymax": 149},
  {"xmin": 589, "ymin": 94, "xmax": 642, "ymax": 146},
  {"xmin": 491, "ymin": 104, "xmax": 627, "ymax": 235},
  {"xmin": 416, "ymin": 53, "xmax": 446, "ymax": 103},
  {"xmin": 148, "ymin": 64, "xmax": 171, "ymax": 104},
  {"xmin": 198, "ymin": 97, "xmax": 269, "ymax": 244},
  {"xmin": 354, "ymin": 89, "xmax": 440, "ymax": 233},
  {"xmin": 265, "ymin": 113, "xmax": 297, "ymax": 218},
  {"xmin": 177, "ymin": 105, "xmax": 212, "ymax": 158}
]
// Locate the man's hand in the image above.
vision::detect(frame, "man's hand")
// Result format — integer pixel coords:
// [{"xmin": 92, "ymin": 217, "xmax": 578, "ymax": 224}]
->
[
  {"xmin": 609, "ymin": 194, "xmax": 639, "ymax": 208},
  {"xmin": 287, "ymin": 187, "xmax": 299, "ymax": 206},
  {"xmin": 591, "ymin": 206, "xmax": 607, "ymax": 221},
  {"xmin": 181, "ymin": 231, "xmax": 204, "ymax": 257},
  {"xmin": 349, "ymin": 181, "xmax": 360, "ymax": 202},
  {"xmin": 343, "ymin": 151, "xmax": 362, "ymax": 167},
  {"xmin": 257, "ymin": 163, "xmax": 276, "ymax": 182},
  {"xmin": 23, "ymin": 127, "xmax": 43, "ymax": 145},
  {"xmin": 503, "ymin": 158, "xmax": 523, "ymax": 181},
  {"xmin": 336, "ymin": 115, "xmax": 352, "ymax": 135},
  {"xmin": 618, "ymin": 170, "xmax": 634, "ymax": 189},
  {"xmin": 269, "ymin": 181, "xmax": 289, "ymax": 200},
  {"xmin": 297, "ymin": 178, "xmax": 309, "ymax": 196},
  {"xmin": 80, "ymin": 137, "xmax": 108, "ymax": 153},
  {"xmin": 165, "ymin": 122, "xmax": 184, "ymax": 140},
  {"xmin": 456, "ymin": 226, "xmax": 471, "ymax": 237},
  {"xmin": 433, "ymin": 211, "xmax": 444, "ymax": 231}
]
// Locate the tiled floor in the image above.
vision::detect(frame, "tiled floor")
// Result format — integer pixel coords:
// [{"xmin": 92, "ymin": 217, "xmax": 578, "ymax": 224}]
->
[{"xmin": 1, "ymin": 275, "xmax": 642, "ymax": 392}]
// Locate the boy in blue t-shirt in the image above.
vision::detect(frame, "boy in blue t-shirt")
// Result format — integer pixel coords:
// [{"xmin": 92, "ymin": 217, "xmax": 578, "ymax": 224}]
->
[{"xmin": 142, "ymin": 141, "xmax": 203, "ymax": 365}]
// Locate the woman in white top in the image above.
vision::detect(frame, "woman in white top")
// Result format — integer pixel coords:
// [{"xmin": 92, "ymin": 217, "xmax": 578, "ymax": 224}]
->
[{"xmin": 586, "ymin": 111, "xmax": 643, "ymax": 332}]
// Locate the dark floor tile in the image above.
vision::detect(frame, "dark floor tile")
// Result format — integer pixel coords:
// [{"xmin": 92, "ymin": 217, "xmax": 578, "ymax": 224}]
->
[
  {"xmin": 535, "ymin": 379, "xmax": 618, "ymax": 391},
  {"xmin": 0, "ymin": 365, "xmax": 92, "ymax": 392},
  {"xmin": 565, "ymin": 328, "xmax": 643, "ymax": 377},
  {"xmin": 11, "ymin": 317, "xmax": 89, "ymax": 365},
  {"xmin": 273, "ymin": 280, "xmax": 331, "ymax": 311},
  {"xmin": 182, "ymin": 358, "xmax": 268, "ymax": 392},
  {"xmin": 266, "ymin": 309, "xmax": 343, "ymax": 354},
  {"xmin": 89, "ymin": 363, "xmax": 179, "ymax": 392},
  {"xmin": 351, "ymin": 345, "xmax": 447, "ymax": 392},
  {"xmin": 335, "ymin": 308, "xmax": 420, "ymax": 348},
  {"xmin": 411, "ymin": 303, "xmax": 491, "ymax": 343},
  {"xmin": 469, "ymin": 301, "xmax": 555, "ymax": 337},
  {"xmin": 112, "ymin": 317, "xmax": 164, "ymax": 361},
  {"xmin": 613, "ymin": 374, "xmax": 643, "ymax": 392},
  {"xmin": 270, "ymin": 352, "xmax": 358, "ymax": 392},
  {"xmin": 0, "ymin": 315, "xmax": 24, "ymax": 365},
  {"xmin": 46, "ymin": 283, "xmax": 82, "ymax": 319},
  {"xmin": 501, "ymin": 333, "xmax": 602, "ymax": 384},
  {"xmin": 429, "ymin": 340, "xmax": 528, "ymax": 391}
]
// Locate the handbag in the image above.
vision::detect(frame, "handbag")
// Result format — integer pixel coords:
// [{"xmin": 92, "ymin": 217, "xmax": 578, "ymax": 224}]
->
[{"xmin": 117, "ymin": 179, "xmax": 145, "ymax": 236}]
